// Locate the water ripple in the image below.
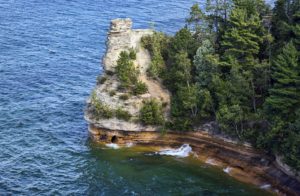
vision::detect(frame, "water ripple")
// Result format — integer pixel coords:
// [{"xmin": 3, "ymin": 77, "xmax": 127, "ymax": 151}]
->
[{"xmin": 0, "ymin": 0, "xmax": 272, "ymax": 195}]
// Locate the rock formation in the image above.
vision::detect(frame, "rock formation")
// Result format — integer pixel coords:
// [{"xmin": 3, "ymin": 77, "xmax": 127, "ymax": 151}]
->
[
  {"xmin": 85, "ymin": 18, "xmax": 300, "ymax": 196},
  {"xmin": 85, "ymin": 18, "xmax": 170, "ymax": 131}
]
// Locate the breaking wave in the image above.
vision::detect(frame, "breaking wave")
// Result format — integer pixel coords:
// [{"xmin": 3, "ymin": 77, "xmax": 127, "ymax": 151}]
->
[
  {"xmin": 158, "ymin": 144, "xmax": 192, "ymax": 158},
  {"xmin": 105, "ymin": 143, "xmax": 120, "ymax": 149},
  {"xmin": 223, "ymin": 167, "xmax": 232, "ymax": 173}
]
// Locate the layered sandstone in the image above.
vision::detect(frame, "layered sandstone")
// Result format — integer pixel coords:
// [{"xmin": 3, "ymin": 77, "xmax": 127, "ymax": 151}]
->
[{"xmin": 89, "ymin": 124, "xmax": 300, "ymax": 196}]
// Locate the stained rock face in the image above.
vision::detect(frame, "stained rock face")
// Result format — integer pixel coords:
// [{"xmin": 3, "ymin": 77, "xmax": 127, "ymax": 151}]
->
[{"xmin": 85, "ymin": 18, "xmax": 170, "ymax": 131}]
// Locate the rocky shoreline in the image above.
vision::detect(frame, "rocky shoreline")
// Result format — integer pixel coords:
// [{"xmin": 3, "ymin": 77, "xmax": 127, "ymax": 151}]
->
[
  {"xmin": 88, "ymin": 124, "xmax": 300, "ymax": 196},
  {"xmin": 85, "ymin": 18, "xmax": 300, "ymax": 196}
]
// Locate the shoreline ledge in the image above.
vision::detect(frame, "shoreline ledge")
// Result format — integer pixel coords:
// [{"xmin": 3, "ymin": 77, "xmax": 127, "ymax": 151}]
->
[
  {"xmin": 88, "ymin": 124, "xmax": 300, "ymax": 196},
  {"xmin": 85, "ymin": 18, "xmax": 300, "ymax": 196}
]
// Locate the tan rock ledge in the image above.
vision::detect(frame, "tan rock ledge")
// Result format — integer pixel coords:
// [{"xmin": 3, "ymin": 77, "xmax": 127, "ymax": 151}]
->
[{"xmin": 88, "ymin": 124, "xmax": 300, "ymax": 196}]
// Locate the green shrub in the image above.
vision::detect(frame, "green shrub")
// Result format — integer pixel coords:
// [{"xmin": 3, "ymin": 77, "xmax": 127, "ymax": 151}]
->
[
  {"xmin": 115, "ymin": 108, "xmax": 132, "ymax": 121},
  {"xmin": 147, "ymin": 56, "xmax": 165, "ymax": 79},
  {"xmin": 116, "ymin": 51, "xmax": 139, "ymax": 89},
  {"xmin": 119, "ymin": 94, "xmax": 130, "ymax": 100},
  {"xmin": 97, "ymin": 76, "xmax": 107, "ymax": 85},
  {"xmin": 90, "ymin": 92, "xmax": 114, "ymax": 119},
  {"xmin": 141, "ymin": 32, "xmax": 168, "ymax": 79},
  {"xmin": 116, "ymin": 50, "xmax": 149, "ymax": 95},
  {"xmin": 129, "ymin": 48, "xmax": 137, "ymax": 60},
  {"xmin": 140, "ymin": 99, "xmax": 164, "ymax": 125},
  {"xmin": 133, "ymin": 81, "xmax": 148, "ymax": 95}
]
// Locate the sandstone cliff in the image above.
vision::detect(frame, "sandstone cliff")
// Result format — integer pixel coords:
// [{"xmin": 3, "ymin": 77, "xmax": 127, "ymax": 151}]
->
[{"xmin": 85, "ymin": 18, "xmax": 170, "ymax": 131}]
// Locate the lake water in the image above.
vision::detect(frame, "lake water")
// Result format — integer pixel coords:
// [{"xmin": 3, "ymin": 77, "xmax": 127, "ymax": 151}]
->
[{"xmin": 0, "ymin": 0, "xmax": 271, "ymax": 195}]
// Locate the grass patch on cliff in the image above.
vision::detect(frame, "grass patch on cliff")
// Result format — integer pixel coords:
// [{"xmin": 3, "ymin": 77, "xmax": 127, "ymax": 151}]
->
[
  {"xmin": 90, "ymin": 91, "xmax": 114, "ymax": 119},
  {"xmin": 90, "ymin": 91, "xmax": 132, "ymax": 121},
  {"xmin": 133, "ymin": 81, "xmax": 148, "ymax": 95},
  {"xmin": 115, "ymin": 108, "xmax": 132, "ymax": 121}
]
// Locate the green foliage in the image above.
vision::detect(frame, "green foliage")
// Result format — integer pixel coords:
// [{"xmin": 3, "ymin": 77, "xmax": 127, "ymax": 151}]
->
[
  {"xmin": 283, "ymin": 109, "xmax": 300, "ymax": 170},
  {"xmin": 116, "ymin": 51, "xmax": 139, "ymax": 89},
  {"xmin": 115, "ymin": 50, "xmax": 148, "ymax": 95},
  {"xmin": 90, "ymin": 91, "xmax": 132, "ymax": 121},
  {"xmin": 217, "ymin": 104, "xmax": 245, "ymax": 138},
  {"xmin": 166, "ymin": 51, "xmax": 192, "ymax": 91},
  {"xmin": 194, "ymin": 40, "xmax": 217, "ymax": 88},
  {"xmin": 140, "ymin": 99, "xmax": 164, "ymax": 125},
  {"xmin": 91, "ymin": 0, "xmax": 300, "ymax": 170},
  {"xmin": 263, "ymin": 41, "xmax": 300, "ymax": 170},
  {"xmin": 90, "ymin": 91, "xmax": 114, "ymax": 119},
  {"xmin": 221, "ymin": 5, "xmax": 264, "ymax": 65},
  {"xmin": 129, "ymin": 48, "xmax": 137, "ymax": 60},
  {"xmin": 162, "ymin": 0, "xmax": 300, "ymax": 171},
  {"xmin": 265, "ymin": 42, "xmax": 300, "ymax": 119},
  {"xmin": 133, "ymin": 81, "xmax": 148, "ymax": 95},
  {"xmin": 186, "ymin": 3, "xmax": 206, "ymax": 33},
  {"xmin": 115, "ymin": 108, "xmax": 132, "ymax": 121},
  {"xmin": 176, "ymin": 85, "xmax": 199, "ymax": 117},
  {"xmin": 141, "ymin": 32, "xmax": 168, "ymax": 79},
  {"xmin": 168, "ymin": 28, "xmax": 199, "ymax": 60},
  {"xmin": 271, "ymin": 0, "xmax": 300, "ymax": 52}
]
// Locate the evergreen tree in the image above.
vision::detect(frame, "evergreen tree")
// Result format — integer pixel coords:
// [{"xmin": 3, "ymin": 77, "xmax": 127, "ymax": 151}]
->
[
  {"xmin": 205, "ymin": 0, "xmax": 233, "ymax": 33},
  {"xmin": 271, "ymin": 0, "xmax": 300, "ymax": 52},
  {"xmin": 265, "ymin": 41, "xmax": 300, "ymax": 120},
  {"xmin": 221, "ymin": 6, "xmax": 263, "ymax": 65},
  {"xmin": 194, "ymin": 39, "xmax": 218, "ymax": 89},
  {"xmin": 186, "ymin": 3, "xmax": 206, "ymax": 32}
]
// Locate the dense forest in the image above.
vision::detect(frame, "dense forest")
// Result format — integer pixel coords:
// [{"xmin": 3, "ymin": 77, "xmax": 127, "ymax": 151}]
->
[{"xmin": 141, "ymin": 0, "xmax": 300, "ymax": 171}]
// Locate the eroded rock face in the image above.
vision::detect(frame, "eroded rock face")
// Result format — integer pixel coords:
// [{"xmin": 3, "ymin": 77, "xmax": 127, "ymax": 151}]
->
[
  {"xmin": 88, "ymin": 124, "xmax": 300, "ymax": 196},
  {"xmin": 85, "ymin": 18, "xmax": 170, "ymax": 131}
]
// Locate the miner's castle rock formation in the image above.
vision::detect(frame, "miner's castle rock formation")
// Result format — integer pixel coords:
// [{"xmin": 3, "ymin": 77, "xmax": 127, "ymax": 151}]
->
[{"xmin": 85, "ymin": 18, "xmax": 170, "ymax": 131}]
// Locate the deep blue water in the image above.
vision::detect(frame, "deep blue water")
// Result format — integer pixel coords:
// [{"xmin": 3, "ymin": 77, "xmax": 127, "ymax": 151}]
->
[{"xmin": 0, "ymin": 1, "xmax": 271, "ymax": 195}]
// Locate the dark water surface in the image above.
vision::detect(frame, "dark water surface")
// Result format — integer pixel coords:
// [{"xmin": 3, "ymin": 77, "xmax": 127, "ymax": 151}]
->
[{"xmin": 0, "ymin": 0, "xmax": 271, "ymax": 195}]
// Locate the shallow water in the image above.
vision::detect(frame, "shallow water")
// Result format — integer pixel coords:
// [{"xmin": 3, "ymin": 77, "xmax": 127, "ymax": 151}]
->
[{"xmin": 0, "ymin": 0, "xmax": 272, "ymax": 195}]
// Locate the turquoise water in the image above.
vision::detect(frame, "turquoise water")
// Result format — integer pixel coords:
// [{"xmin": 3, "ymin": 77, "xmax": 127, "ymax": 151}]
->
[{"xmin": 0, "ymin": 0, "xmax": 271, "ymax": 195}]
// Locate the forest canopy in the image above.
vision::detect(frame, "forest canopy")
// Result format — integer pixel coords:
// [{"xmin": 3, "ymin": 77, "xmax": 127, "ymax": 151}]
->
[{"xmin": 142, "ymin": 0, "xmax": 300, "ymax": 171}]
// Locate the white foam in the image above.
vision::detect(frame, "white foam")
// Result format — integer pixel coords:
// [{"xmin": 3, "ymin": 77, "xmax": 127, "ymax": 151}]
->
[
  {"xmin": 126, "ymin": 142, "xmax": 134, "ymax": 147},
  {"xmin": 205, "ymin": 158, "xmax": 219, "ymax": 166},
  {"xmin": 260, "ymin": 184, "xmax": 271, "ymax": 189},
  {"xmin": 105, "ymin": 143, "xmax": 120, "ymax": 149},
  {"xmin": 158, "ymin": 144, "xmax": 192, "ymax": 158},
  {"xmin": 223, "ymin": 167, "xmax": 232, "ymax": 173}
]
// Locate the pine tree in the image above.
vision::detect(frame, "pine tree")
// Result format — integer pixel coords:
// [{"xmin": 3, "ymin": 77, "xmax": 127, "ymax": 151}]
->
[
  {"xmin": 186, "ymin": 3, "xmax": 206, "ymax": 32},
  {"xmin": 221, "ymin": 6, "xmax": 263, "ymax": 66},
  {"xmin": 271, "ymin": 0, "xmax": 300, "ymax": 52},
  {"xmin": 194, "ymin": 39, "xmax": 218, "ymax": 88},
  {"xmin": 265, "ymin": 42, "xmax": 300, "ymax": 120}
]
